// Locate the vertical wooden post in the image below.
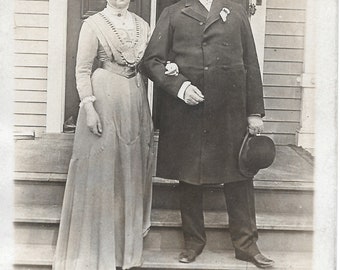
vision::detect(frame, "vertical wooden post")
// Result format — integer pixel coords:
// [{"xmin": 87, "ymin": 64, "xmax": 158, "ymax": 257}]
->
[
  {"xmin": 249, "ymin": 0, "xmax": 266, "ymax": 77},
  {"xmin": 296, "ymin": 0, "xmax": 316, "ymax": 153},
  {"xmin": 46, "ymin": 0, "xmax": 68, "ymax": 133}
]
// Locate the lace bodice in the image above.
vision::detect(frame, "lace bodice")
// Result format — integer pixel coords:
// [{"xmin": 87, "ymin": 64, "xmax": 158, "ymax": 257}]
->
[{"xmin": 75, "ymin": 11, "xmax": 150, "ymax": 100}]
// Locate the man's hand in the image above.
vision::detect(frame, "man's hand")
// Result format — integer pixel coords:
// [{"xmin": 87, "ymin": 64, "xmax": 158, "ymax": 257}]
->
[
  {"xmin": 184, "ymin": 85, "xmax": 205, "ymax": 105},
  {"xmin": 84, "ymin": 103, "xmax": 102, "ymax": 136},
  {"xmin": 248, "ymin": 115, "xmax": 264, "ymax": 135}
]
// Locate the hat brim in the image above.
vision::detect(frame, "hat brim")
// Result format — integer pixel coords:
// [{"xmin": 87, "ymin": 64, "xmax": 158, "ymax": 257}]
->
[
  {"xmin": 238, "ymin": 132, "xmax": 275, "ymax": 178},
  {"xmin": 238, "ymin": 132, "xmax": 257, "ymax": 177}
]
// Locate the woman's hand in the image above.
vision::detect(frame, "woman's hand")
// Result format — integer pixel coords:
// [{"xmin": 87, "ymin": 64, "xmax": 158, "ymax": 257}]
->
[
  {"xmin": 84, "ymin": 103, "xmax": 102, "ymax": 136},
  {"xmin": 165, "ymin": 61, "xmax": 179, "ymax": 76}
]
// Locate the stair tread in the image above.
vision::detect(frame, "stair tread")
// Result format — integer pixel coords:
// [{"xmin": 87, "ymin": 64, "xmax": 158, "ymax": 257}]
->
[
  {"xmin": 142, "ymin": 249, "xmax": 312, "ymax": 269},
  {"xmin": 152, "ymin": 178, "xmax": 314, "ymax": 191},
  {"xmin": 14, "ymin": 205, "xmax": 313, "ymax": 230},
  {"xmin": 14, "ymin": 244, "xmax": 312, "ymax": 269},
  {"xmin": 151, "ymin": 209, "xmax": 313, "ymax": 230},
  {"xmin": 15, "ymin": 144, "xmax": 313, "ymax": 183},
  {"xmin": 14, "ymin": 172, "xmax": 314, "ymax": 192}
]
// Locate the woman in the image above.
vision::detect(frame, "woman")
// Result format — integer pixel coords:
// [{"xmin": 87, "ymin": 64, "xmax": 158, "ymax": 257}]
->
[{"xmin": 53, "ymin": 0, "xmax": 154, "ymax": 269}]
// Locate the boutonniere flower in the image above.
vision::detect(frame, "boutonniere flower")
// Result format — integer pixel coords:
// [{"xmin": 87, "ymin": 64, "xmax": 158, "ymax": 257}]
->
[
  {"xmin": 220, "ymin": 7, "xmax": 231, "ymax": 22},
  {"xmin": 165, "ymin": 61, "xmax": 179, "ymax": 76}
]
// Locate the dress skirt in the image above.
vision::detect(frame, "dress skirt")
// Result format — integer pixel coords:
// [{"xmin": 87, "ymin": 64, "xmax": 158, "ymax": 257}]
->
[{"xmin": 53, "ymin": 68, "xmax": 154, "ymax": 270}]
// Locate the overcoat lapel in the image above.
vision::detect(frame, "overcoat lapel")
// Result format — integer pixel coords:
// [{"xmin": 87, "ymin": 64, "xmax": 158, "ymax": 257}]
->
[
  {"xmin": 204, "ymin": 0, "xmax": 232, "ymax": 31},
  {"xmin": 182, "ymin": 0, "xmax": 208, "ymax": 23}
]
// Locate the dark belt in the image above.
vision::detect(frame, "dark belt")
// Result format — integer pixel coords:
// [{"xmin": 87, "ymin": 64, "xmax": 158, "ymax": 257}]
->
[{"xmin": 102, "ymin": 61, "xmax": 137, "ymax": 79}]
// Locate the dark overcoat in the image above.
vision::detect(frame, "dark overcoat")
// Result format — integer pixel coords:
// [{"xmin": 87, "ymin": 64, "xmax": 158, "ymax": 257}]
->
[{"xmin": 140, "ymin": 0, "xmax": 265, "ymax": 185}]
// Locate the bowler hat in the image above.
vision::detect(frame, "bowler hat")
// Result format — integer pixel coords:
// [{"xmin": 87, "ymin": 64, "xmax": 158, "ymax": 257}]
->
[{"xmin": 238, "ymin": 132, "xmax": 276, "ymax": 177}]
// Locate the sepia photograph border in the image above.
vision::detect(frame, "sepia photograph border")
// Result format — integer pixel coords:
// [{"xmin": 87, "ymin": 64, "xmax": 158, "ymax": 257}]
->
[{"xmin": 0, "ymin": 0, "xmax": 338, "ymax": 269}]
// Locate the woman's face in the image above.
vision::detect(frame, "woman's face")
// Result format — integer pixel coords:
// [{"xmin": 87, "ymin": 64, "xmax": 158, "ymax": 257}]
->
[{"xmin": 107, "ymin": 0, "xmax": 130, "ymax": 9}]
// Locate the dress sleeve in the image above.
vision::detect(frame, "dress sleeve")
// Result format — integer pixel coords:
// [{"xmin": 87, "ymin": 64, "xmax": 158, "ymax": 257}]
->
[{"xmin": 75, "ymin": 22, "xmax": 99, "ymax": 101}]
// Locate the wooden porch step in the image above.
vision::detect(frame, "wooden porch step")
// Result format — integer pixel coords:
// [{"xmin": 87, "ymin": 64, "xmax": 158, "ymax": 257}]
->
[
  {"xmin": 14, "ymin": 205, "xmax": 313, "ymax": 231},
  {"xmin": 14, "ymin": 173, "xmax": 314, "ymax": 214},
  {"xmin": 14, "ymin": 171, "xmax": 314, "ymax": 189},
  {"xmin": 14, "ymin": 205, "xmax": 313, "ymax": 252},
  {"xmin": 142, "ymin": 249, "xmax": 313, "ymax": 270},
  {"xmin": 15, "ymin": 144, "xmax": 313, "ymax": 183},
  {"xmin": 14, "ymin": 244, "xmax": 312, "ymax": 270},
  {"xmin": 151, "ymin": 179, "xmax": 313, "ymax": 214},
  {"xmin": 15, "ymin": 135, "xmax": 313, "ymax": 183}
]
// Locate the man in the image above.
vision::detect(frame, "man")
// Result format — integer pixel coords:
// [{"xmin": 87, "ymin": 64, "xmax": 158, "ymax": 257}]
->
[{"xmin": 141, "ymin": 0, "xmax": 274, "ymax": 268}]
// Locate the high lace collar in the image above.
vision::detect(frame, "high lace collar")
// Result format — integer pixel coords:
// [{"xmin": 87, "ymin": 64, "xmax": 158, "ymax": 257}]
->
[{"xmin": 106, "ymin": 3, "xmax": 129, "ymax": 17}]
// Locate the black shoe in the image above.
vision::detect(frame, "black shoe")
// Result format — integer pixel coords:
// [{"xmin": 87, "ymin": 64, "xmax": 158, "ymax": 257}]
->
[
  {"xmin": 236, "ymin": 253, "xmax": 274, "ymax": 268},
  {"xmin": 178, "ymin": 249, "xmax": 199, "ymax": 263}
]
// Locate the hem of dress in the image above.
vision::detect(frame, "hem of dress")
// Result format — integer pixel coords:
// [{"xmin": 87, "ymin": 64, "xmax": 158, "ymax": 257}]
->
[{"xmin": 117, "ymin": 259, "xmax": 144, "ymax": 270}]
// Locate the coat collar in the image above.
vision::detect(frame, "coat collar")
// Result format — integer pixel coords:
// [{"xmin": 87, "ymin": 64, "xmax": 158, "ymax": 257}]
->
[
  {"xmin": 182, "ymin": 0, "xmax": 208, "ymax": 23},
  {"xmin": 204, "ymin": 0, "xmax": 233, "ymax": 31}
]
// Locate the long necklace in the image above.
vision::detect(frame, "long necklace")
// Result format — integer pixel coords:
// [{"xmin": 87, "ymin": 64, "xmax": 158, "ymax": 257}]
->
[{"xmin": 99, "ymin": 12, "xmax": 141, "ymax": 67}]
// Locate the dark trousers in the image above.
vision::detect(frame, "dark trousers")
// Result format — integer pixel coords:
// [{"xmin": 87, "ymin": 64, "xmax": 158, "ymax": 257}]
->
[{"xmin": 179, "ymin": 180, "xmax": 260, "ymax": 257}]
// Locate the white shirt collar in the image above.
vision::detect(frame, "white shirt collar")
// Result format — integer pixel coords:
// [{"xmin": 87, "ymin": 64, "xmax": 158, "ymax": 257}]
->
[{"xmin": 199, "ymin": 0, "xmax": 213, "ymax": 11}]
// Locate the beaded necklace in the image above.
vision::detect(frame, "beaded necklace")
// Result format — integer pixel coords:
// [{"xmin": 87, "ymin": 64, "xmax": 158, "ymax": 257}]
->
[{"xmin": 99, "ymin": 12, "xmax": 141, "ymax": 68}]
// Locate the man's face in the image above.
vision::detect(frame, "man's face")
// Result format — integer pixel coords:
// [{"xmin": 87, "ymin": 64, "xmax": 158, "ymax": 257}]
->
[{"xmin": 107, "ymin": 0, "xmax": 130, "ymax": 9}]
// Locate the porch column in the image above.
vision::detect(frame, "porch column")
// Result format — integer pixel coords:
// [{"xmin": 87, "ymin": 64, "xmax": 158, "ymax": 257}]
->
[
  {"xmin": 296, "ymin": 0, "xmax": 315, "ymax": 154},
  {"xmin": 46, "ymin": 0, "xmax": 68, "ymax": 133}
]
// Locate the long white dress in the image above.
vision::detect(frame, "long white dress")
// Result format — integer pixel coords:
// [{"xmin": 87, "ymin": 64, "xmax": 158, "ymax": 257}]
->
[{"xmin": 53, "ymin": 7, "xmax": 154, "ymax": 270}]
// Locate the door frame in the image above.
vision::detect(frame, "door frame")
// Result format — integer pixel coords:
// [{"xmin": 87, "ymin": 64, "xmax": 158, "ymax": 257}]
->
[
  {"xmin": 46, "ymin": 0, "xmax": 266, "ymax": 133},
  {"xmin": 46, "ymin": 0, "xmax": 68, "ymax": 133}
]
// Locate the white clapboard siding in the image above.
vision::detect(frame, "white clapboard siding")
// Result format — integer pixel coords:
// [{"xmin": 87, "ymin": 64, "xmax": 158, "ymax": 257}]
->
[
  {"xmin": 265, "ymin": 35, "xmax": 304, "ymax": 49},
  {"xmin": 14, "ymin": 14, "xmax": 49, "ymax": 28},
  {"xmin": 15, "ymin": 54, "xmax": 48, "ymax": 67},
  {"xmin": 15, "ymin": 27, "xmax": 49, "ymax": 41},
  {"xmin": 15, "ymin": 79, "xmax": 47, "ymax": 91},
  {"xmin": 264, "ymin": 98, "xmax": 301, "ymax": 111},
  {"xmin": 264, "ymin": 87, "xmax": 301, "ymax": 99},
  {"xmin": 14, "ymin": 0, "xmax": 49, "ymax": 134},
  {"xmin": 264, "ymin": 110, "xmax": 300, "ymax": 122},
  {"xmin": 14, "ymin": 114, "xmax": 46, "ymax": 127},
  {"xmin": 264, "ymin": 62, "xmax": 303, "ymax": 75},
  {"xmin": 15, "ymin": 102, "xmax": 47, "ymax": 114},
  {"xmin": 263, "ymin": 74, "xmax": 301, "ymax": 87},
  {"xmin": 264, "ymin": 48, "xmax": 304, "ymax": 62},
  {"xmin": 15, "ymin": 91, "xmax": 47, "ymax": 103},
  {"xmin": 15, "ymin": 67, "xmax": 48, "ymax": 80},
  {"xmin": 266, "ymin": 22, "xmax": 304, "ymax": 36},
  {"xmin": 266, "ymin": 9, "xmax": 305, "ymax": 23},
  {"xmin": 15, "ymin": 40, "xmax": 48, "ymax": 54},
  {"xmin": 15, "ymin": 0, "xmax": 49, "ymax": 14},
  {"xmin": 264, "ymin": 0, "xmax": 306, "ymax": 145},
  {"xmin": 266, "ymin": 0, "xmax": 306, "ymax": 10},
  {"xmin": 264, "ymin": 121, "xmax": 300, "ymax": 134}
]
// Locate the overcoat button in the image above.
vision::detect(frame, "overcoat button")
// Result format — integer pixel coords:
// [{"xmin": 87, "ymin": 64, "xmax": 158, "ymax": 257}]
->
[
  {"xmin": 203, "ymin": 129, "xmax": 207, "ymax": 134},
  {"xmin": 204, "ymin": 67, "xmax": 209, "ymax": 70},
  {"xmin": 202, "ymin": 42, "xmax": 207, "ymax": 46},
  {"xmin": 199, "ymin": 22, "xmax": 204, "ymax": 25}
]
